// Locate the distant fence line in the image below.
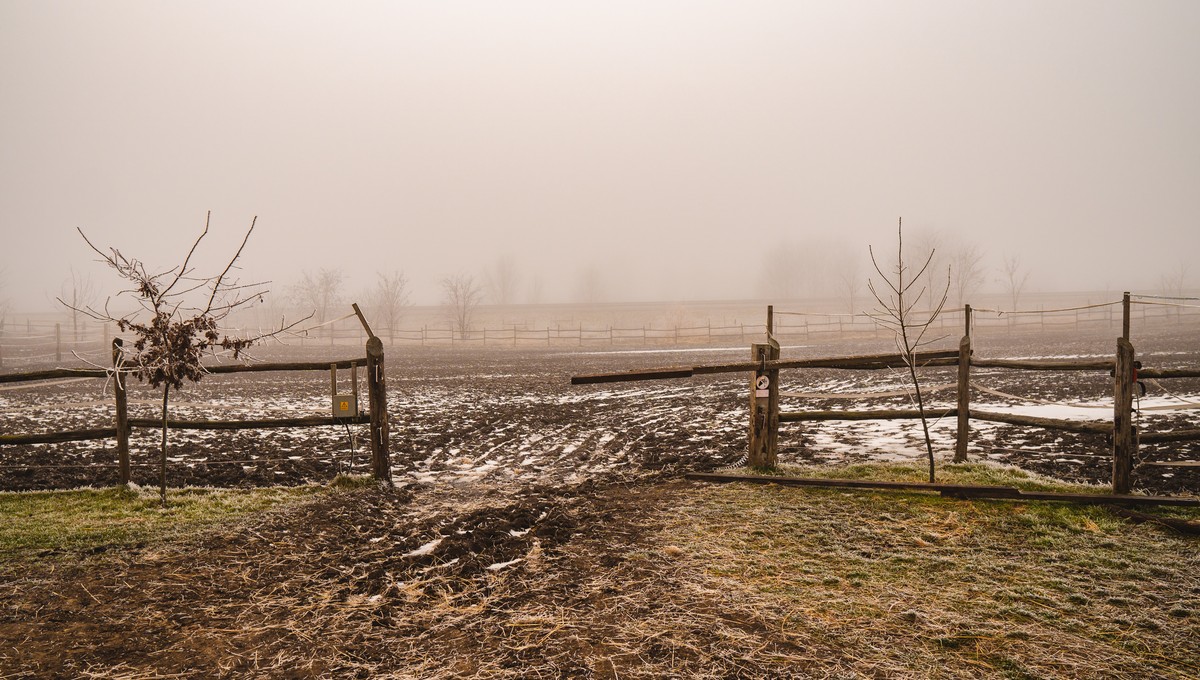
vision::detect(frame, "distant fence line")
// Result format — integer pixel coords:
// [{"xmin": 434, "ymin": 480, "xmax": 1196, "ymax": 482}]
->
[{"xmin": 3, "ymin": 296, "xmax": 1200, "ymax": 362}]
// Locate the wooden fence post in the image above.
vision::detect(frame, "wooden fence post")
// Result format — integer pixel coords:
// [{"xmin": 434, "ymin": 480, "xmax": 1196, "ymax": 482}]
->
[
  {"xmin": 112, "ymin": 338, "xmax": 130, "ymax": 484},
  {"xmin": 366, "ymin": 336, "xmax": 391, "ymax": 483},
  {"xmin": 55, "ymin": 323, "xmax": 61, "ymax": 361},
  {"xmin": 1113, "ymin": 337, "xmax": 1136, "ymax": 494},
  {"xmin": 748, "ymin": 340, "xmax": 780, "ymax": 469},
  {"xmin": 1122, "ymin": 291, "xmax": 1131, "ymax": 340},
  {"xmin": 954, "ymin": 305, "xmax": 972, "ymax": 462}
]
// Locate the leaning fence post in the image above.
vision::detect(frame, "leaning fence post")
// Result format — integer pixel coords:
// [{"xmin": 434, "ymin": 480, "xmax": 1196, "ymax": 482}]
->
[
  {"xmin": 954, "ymin": 305, "xmax": 972, "ymax": 462},
  {"xmin": 55, "ymin": 323, "xmax": 62, "ymax": 361},
  {"xmin": 112, "ymin": 338, "xmax": 130, "ymax": 484},
  {"xmin": 366, "ymin": 336, "xmax": 392, "ymax": 483},
  {"xmin": 1113, "ymin": 337, "xmax": 1136, "ymax": 494}
]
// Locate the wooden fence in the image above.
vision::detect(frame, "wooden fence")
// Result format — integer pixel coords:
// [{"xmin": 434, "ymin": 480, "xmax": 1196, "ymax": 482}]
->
[
  {"xmin": 0, "ymin": 337, "xmax": 392, "ymax": 484},
  {"xmin": 573, "ymin": 295, "xmax": 1200, "ymax": 499}
]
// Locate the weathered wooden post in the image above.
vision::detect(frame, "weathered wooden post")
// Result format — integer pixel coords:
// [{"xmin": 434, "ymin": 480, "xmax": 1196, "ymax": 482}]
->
[
  {"xmin": 112, "ymin": 338, "xmax": 130, "ymax": 484},
  {"xmin": 1113, "ymin": 337, "xmax": 1136, "ymax": 494},
  {"xmin": 349, "ymin": 303, "xmax": 390, "ymax": 483},
  {"xmin": 55, "ymin": 323, "xmax": 62, "ymax": 361},
  {"xmin": 366, "ymin": 336, "xmax": 391, "ymax": 483},
  {"xmin": 954, "ymin": 305, "xmax": 972, "ymax": 462},
  {"xmin": 749, "ymin": 306, "xmax": 780, "ymax": 469},
  {"xmin": 1122, "ymin": 291, "xmax": 1131, "ymax": 341}
]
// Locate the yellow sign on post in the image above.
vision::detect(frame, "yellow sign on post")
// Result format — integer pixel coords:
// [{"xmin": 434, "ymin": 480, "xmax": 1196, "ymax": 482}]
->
[{"xmin": 333, "ymin": 395, "xmax": 357, "ymax": 418}]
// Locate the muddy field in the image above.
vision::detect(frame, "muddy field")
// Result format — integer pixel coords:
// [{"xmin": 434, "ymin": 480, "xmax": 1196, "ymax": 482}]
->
[
  {"xmin": 3, "ymin": 323, "xmax": 1200, "ymax": 677},
  {"xmin": 2, "ymin": 322, "xmax": 1198, "ymax": 496}
]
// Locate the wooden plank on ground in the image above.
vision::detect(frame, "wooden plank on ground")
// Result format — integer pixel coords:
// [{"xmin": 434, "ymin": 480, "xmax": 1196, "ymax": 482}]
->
[
  {"xmin": 686, "ymin": 472, "xmax": 1017, "ymax": 496},
  {"xmin": 685, "ymin": 472, "xmax": 1200, "ymax": 507}
]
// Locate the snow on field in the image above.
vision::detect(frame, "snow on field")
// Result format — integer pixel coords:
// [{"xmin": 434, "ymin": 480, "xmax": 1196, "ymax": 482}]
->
[{"xmin": 2, "ymin": 331, "xmax": 1199, "ymax": 493}]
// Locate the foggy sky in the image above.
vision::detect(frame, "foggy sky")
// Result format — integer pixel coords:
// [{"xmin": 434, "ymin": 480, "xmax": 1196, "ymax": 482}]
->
[{"xmin": 2, "ymin": 1, "xmax": 1198, "ymax": 311}]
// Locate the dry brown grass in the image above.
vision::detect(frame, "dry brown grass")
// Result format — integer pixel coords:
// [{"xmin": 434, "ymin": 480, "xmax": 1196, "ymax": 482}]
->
[{"xmin": 2, "ymin": 464, "xmax": 1198, "ymax": 678}]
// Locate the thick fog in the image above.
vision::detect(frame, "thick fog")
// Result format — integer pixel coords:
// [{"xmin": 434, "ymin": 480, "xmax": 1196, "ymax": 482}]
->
[{"xmin": 1, "ymin": 1, "xmax": 1198, "ymax": 312}]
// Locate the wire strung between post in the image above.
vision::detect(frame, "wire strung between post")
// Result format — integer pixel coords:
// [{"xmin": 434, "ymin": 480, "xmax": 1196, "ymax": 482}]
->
[{"xmin": 970, "ymin": 299, "xmax": 1122, "ymax": 316}]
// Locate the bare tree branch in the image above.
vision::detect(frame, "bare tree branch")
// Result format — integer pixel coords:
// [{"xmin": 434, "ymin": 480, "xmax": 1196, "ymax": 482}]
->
[
  {"xmin": 67, "ymin": 213, "xmax": 295, "ymax": 505},
  {"xmin": 866, "ymin": 217, "xmax": 952, "ymax": 483}
]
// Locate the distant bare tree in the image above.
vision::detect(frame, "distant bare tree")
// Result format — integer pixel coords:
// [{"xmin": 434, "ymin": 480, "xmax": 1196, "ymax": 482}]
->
[
  {"xmin": 442, "ymin": 273, "xmax": 484, "ymax": 339},
  {"xmin": 999, "ymin": 254, "xmax": 1031, "ymax": 312},
  {"xmin": 836, "ymin": 250, "xmax": 864, "ymax": 314},
  {"xmin": 907, "ymin": 230, "xmax": 943, "ymax": 313},
  {"xmin": 867, "ymin": 218, "xmax": 951, "ymax": 483},
  {"xmin": 485, "ymin": 255, "xmax": 521, "ymax": 306},
  {"xmin": 759, "ymin": 245, "xmax": 804, "ymax": 300},
  {"xmin": 1160, "ymin": 260, "xmax": 1190, "ymax": 321},
  {"xmin": 0, "ymin": 268, "xmax": 9, "ymax": 333},
  {"xmin": 292, "ymin": 268, "xmax": 344, "ymax": 338},
  {"xmin": 369, "ymin": 270, "xmax": 411, "ymax": 345},
  {"xmin": 63, "ymin": 213, "xmax": 304, "ymax": 505},
  {"xmin": 59, "ymin": 267, "xmax": 97, "ymax": 341},
  {"xmin": 528, "ymin": 273, "xmax": 544, "ymax": 305},
  {"xmin": 950, "ymin": 243, "xmax": 986, "ymax": 308},
  {"xmin": 575, "ymin": 265, "xmax": 607, "ymax": 304}
]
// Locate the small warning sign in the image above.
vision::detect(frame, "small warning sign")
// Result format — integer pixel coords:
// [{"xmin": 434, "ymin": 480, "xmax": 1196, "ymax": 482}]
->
[
  {"xmin": 333, "ymin": 395, "xmax": 357, "ymax": 417},
  {"xmin": 755, "ymin": 375, "xmax": 770, "ymax": 398}
]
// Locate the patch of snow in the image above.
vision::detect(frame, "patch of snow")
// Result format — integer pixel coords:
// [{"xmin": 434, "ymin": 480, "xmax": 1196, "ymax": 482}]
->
[{"xmin": 404, "ymin": 538, "xmax": 442, "ymax": 558}]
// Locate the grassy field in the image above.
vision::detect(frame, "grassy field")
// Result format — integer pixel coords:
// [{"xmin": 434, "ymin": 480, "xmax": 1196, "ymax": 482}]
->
[
  {"xmin": 656, "ymin": 464, "xmax": 1200, "ymax": 678},
  {"xmin": 1, "ymin": 464, "xmax": 1198, "ymax": 678},
  {"xmin": 0, "ymin": 479, "xmax": 357, "ymax": 557}
]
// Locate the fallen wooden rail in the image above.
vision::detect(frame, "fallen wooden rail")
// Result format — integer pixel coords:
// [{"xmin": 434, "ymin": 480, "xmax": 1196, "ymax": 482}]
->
[
  {"xmin": 571, "ymin": 349, "xmax": 960, "ymax": 385},
  {"xmin": 685, "ymin": 472, "xmax": 1200, "ymax": 507}
]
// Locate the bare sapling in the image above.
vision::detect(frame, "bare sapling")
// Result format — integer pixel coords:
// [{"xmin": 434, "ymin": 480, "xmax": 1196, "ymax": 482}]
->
[
  {"xmin": 61, "ymin": 212, "xmax": 308, "ymax": 505},
  {"xmin": 867, "ymin": 218, "xmax": 951, "ymax": 482}
]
